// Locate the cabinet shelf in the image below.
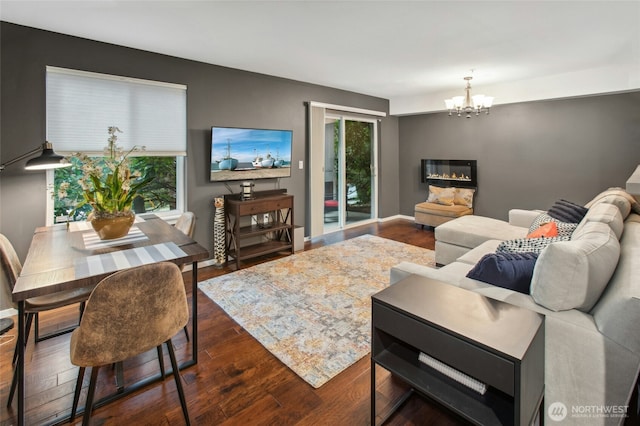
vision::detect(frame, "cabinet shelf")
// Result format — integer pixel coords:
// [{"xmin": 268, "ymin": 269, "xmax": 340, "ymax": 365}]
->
[
  {"xmin": 374, "ymin": 342, "xmax": 513, "ymax": 425},
  {"xmin": 224, "ymin": 190, "xmax": 294, "ymax": 269}
]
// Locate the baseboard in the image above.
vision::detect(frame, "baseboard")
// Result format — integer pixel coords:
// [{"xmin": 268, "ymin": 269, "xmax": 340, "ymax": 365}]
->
[{"xmin": 379, "ymin": 214, "xmax": 415, "ymax": 222}]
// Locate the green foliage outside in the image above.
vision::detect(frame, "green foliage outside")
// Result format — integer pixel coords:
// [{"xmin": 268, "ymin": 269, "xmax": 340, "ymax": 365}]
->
[{"xmin": 333, "ymin": 120, "xmax": 372, "ymax": 207}]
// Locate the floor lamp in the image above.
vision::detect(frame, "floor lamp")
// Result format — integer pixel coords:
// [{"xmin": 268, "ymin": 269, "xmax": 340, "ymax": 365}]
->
[
  {"xmin": 0, "ymin": 141, "xmax": 71, "ymax": 172},
  {"xmin": 1, "ymin": 141, "xmax": 71, "ymax": 332}
]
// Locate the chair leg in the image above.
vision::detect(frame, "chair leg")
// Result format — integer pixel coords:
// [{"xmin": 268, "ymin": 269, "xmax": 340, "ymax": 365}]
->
[
  {"xmin": 166, "ymin": 339, "xmax": 190, "ymax": 426},
  {"xmin": 7, "ymin": 363, "xmax": 17, "ymax": 407},
  {"xmin": 183, "ymin": 325, "xmax": 189, "ymax": 342},
  {"xmin": 115, "ymin": 361, "xmax": 124, "ymax": 393},
  {"xmin": 70, "ymin": 366, "xmax": 85, "ymax": 422},
  {"xmin": 82, "ymin": 367, "xmax": 100, "ymax": 426},
  {"xmin": 157, "ymin": 345, "xmax": 165, "ymax": 379},
  {"xmin": 8, "ymin": 313, "xmax": 33, "ymax": 406}
]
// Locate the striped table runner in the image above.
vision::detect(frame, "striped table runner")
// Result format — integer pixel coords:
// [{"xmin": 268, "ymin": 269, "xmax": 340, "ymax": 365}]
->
[
  {"xmin": 82, "ymin": 227, "xmax": 149, "ymax": 249},
  {"xmin": 74, "ymin": 242, "xmax": 187, "ymax": 279}
]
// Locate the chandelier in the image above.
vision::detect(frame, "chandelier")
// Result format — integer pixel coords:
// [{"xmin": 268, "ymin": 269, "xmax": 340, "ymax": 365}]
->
[{"xmin": 444, "ymin": 76, "xmax": 494, "ymax": 118}]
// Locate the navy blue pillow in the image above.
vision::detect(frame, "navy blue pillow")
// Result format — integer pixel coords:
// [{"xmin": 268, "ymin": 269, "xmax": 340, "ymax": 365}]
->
[
  {"xmin": 466, "ymin": 252, "xmax": 538, "ymax": 294},
  {"xmin": 547, "ymin": 199, "xmax": 588, "ymax": 223}
]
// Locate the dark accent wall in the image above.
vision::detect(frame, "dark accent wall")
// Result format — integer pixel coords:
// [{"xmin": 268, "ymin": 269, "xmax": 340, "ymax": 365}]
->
[
  {"xmin": 0, "ymin": 22, "xmax": 396, "ymax": 260},
  {"xmin": 399, "ymin": 92, "xmax": 640, "ymax": 221}
]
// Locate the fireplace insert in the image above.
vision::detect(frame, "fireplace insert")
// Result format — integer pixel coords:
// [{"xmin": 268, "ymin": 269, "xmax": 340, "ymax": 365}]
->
[{"xmin": 420, "ymin": 159, "xmax": 477, "ymax": 188}]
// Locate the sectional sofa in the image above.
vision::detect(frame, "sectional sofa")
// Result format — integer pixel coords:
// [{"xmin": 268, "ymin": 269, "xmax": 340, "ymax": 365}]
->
[{"xmin": 392, "ymin": 187, "xmax": 640, "ymax": 425}]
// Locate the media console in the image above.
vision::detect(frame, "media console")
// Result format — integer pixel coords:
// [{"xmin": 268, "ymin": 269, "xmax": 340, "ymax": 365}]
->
[{"xmin": 224, "ymin": 189, "xmax": 294, "ymax": 269}]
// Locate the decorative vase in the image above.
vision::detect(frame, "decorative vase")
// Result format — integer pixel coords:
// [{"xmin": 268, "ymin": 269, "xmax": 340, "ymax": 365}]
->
[{"xmin": 90, "ymin": 211, "xmax": 135, "ymax": 240}]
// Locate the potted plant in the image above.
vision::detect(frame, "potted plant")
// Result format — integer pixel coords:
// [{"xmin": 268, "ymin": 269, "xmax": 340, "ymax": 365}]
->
[{"xmin": 65, "ymin": 126, "xmax": 152, "ymax": 239}]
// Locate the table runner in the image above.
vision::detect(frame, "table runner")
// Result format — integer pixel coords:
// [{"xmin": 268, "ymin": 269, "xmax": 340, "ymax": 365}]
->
[{"xmin": 74, "ymin": 242, "xmax": 186, "ymax": 279}]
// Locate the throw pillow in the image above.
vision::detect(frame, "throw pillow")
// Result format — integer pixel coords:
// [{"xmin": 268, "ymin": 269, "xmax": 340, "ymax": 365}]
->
[
  {"xmin": 453, "ymin": 188, "xmax": 475, "ymax": 208},
  {"xmin": 547, "ymin": 199, "xmax": 588, "ymax": 223},
  {"xmin": 427, "ymin": 185, "xmax": 455, "ymax": 206},
  {"xmin": 585, "ymin": 187, "xmax": 639, "ymax": 217},
  {"xmin": 497, "ymin": 236, "xmax": 566, "ymax": 254},
  {"xmin": 527, "ymin": 222, "xmax": 558, "ymax": 239},
  {"xmin": 466, "ymin": 252, "xmax": 538, "ymax": 294},
  {"xmin": 529, "ymin": 213, "xmax": 578, "ymax": 239}
]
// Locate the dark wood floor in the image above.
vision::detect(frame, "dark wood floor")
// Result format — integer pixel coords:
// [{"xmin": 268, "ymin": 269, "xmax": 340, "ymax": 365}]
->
[{"xmin": 1, "ymin": 218, "xmax": 468, "ymax": 426}]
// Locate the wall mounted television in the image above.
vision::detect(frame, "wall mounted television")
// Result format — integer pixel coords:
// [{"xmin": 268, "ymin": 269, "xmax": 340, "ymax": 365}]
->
[{"xmin": 210, "ymin": 126, "xmax": 293, "ymax": 182}]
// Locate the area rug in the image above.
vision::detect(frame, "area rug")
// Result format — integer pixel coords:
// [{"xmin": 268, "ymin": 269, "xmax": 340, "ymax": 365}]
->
[{"xmin": 198, "ymin": 234, "xmax": 435, "ymax": 388}]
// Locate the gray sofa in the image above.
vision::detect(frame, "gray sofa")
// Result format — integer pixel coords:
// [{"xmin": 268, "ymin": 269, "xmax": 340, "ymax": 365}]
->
[{"xmin": 392, "ymin": 187, "xmax": 640, "ymax": 425}]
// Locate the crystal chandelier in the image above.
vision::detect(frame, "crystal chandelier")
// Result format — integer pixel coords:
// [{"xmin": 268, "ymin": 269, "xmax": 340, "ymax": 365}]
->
[{"xmin": 444, "ymin": 76, "xmax": 494, "ymax": 118}]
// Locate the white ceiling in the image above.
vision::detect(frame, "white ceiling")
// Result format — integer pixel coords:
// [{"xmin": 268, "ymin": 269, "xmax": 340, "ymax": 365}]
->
[{"xmin": 1, "ymin": 0, "xmax": 639, "ymax": 115}]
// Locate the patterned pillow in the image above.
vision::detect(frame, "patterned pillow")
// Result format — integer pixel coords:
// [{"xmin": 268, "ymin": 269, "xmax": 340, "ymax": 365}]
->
[
  {"xmin": 547, "ymin": 199, "xmax": 588, "ymax": 223},
  {"xmin": 497, "ymin": 236, "xmax": 567, "ymax": 254},
  {"xmin": 454, "ymin": 188, "xmax": 475, "ymax": 208},
  {"xmin": 427, "ymin": 185, "xmax": 455, "ymax": 206},
  {"xmin": 529, "ymin": 213, "xmax": 578, "ymax": 239}
]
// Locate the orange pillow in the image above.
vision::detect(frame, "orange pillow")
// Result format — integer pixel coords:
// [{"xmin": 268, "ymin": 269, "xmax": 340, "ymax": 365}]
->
[{"xmin": 527, "ymin": 222, "xmax": 558, "ymax": 239}]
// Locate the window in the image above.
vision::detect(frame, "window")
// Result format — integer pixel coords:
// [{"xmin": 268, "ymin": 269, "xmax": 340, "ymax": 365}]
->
[{"xmin": 45, "ymin": 67, "xmax": 187, "ymax": 225}]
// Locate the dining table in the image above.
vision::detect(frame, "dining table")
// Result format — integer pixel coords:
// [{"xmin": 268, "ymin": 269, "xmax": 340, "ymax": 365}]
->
[{"xmin": 11, "ymin": 214, "xmax": 209, "ymax": 425}]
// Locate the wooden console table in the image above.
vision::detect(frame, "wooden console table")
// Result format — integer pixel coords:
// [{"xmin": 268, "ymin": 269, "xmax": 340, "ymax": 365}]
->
[
  {"xmin": 371, "ymin": 274, "xmax": 544, "ymax": 425},
  {"xmin": 224, "ymin": 189, "xmax": 294, "ymax": 269}
]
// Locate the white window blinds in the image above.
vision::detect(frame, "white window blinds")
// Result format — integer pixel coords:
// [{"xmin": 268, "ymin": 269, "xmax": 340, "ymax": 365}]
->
[{"xmin": 46, "ymin": 66, "xmax": 187, "ymax": 156}]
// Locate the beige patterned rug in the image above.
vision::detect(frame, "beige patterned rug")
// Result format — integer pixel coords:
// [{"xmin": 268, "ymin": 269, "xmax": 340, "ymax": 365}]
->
[{"xmin": 198, "ymin": 234, "xmax": 435, "ymax": 388}]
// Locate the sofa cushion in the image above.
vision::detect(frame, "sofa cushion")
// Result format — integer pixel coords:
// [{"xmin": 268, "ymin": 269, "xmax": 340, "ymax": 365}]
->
[
  {"xmin": 574, "ymin": 202, "xmax": 624, "ymax": 240},
  {"xmin": 415, "ymin": 202, "xmax": 472, "ymax": 218},
  {"xmin": 547, "ymin": 199, "xmax": 588, "ymax": 223},
  {"xmin": 435, "ymin": 215, "xmax": 528, "ymax": 249},
  {"xmin": 591, "ymin": 218, "xmax": 640, "ymax": 355},
  {"xmin": 530, "ymin": 222, "xmax": 620, "ymax": 312},
  {"xmin": 456, "ymin": 240, "xmax": 502, "ymax": 265},
  {"xmin": 585, "ymin": 187, "xmax": 639, "ymax": 218},
  {"xmin": 466, "ymin": 252, "xmax": 537, "ymax": 294},
  {"xmin": 427, "ymin": 185, "xmax": 455, "ymax": 206}
]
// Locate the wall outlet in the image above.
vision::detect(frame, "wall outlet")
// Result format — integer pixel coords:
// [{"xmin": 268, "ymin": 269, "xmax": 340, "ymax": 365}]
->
[
  {"xmin": 263, "ymin": 213, "xmax": 270, "ymax": 222},
  {"xmin": 298, "ymin": 160, "xmax": 304, "ymax": 169}
]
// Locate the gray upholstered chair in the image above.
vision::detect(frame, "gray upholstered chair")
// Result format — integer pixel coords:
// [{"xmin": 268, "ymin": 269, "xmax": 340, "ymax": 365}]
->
[
  {"xmin": 0, "ymin": 233, "xmax": 92, "ymax": 407},
  {"xmin": 69, "ymin": 262, "xmax": 190, "ymax": 425}
]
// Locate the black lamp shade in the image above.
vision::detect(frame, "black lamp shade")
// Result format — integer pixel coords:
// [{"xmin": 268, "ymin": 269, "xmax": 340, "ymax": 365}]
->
[{"xmin": 24, "ymin": 143, "xmax": 70, "ymax": 170}]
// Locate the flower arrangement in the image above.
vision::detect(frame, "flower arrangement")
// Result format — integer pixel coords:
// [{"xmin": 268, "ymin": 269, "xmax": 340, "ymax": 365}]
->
[{"xmin": 64, "ymin": 126, "xmax": 152, "ymax": 220}]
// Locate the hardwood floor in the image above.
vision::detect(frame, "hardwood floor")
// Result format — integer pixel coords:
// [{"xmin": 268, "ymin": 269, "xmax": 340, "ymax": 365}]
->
[{"xmin": 1, "ymin": 218, "xmax": 468, "ymax": 425}]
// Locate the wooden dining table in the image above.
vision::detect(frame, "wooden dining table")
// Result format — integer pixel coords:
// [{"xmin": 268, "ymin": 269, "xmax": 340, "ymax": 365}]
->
[{"xmin": 11, "ymin": 214, "xmax": 209, "ymax": 425}]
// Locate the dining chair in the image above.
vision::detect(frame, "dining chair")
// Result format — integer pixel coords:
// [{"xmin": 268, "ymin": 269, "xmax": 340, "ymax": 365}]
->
[
  {"xmin": 69, "ymin": 262, "xmax": 190, "ymax": 425},
  {"xmin": 0, "ymin": 233, "xmax": 93, "ymax": 407},
  {"xmin": 174, "ymin": 211, "xmax": 195, "ymax": 341}
]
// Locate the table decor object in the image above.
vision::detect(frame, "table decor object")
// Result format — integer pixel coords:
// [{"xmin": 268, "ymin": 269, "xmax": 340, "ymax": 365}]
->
[{"xmin": 63, "ymin": 126, "xmax": 152, "ymax": 240}]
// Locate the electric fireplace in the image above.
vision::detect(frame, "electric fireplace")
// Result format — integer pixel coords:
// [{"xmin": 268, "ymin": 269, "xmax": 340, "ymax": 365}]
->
[{"xmin": 420, "ymin": 159, "xmax": 477, "ymax": 188}]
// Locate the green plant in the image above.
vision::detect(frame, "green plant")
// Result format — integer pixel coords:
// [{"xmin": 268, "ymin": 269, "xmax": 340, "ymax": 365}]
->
[{"xmin": 65, "ymin": 127, "xmax": 153, "ymax": 219}]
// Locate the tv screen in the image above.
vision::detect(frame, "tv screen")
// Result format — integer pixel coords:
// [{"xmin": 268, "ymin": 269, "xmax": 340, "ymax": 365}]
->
[{"xmin": 210, "ymin": 126, "xmax": 293, "ymax": 182}]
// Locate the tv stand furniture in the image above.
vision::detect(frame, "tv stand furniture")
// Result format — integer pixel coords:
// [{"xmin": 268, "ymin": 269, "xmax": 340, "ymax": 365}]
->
[
  {"xmin": 371, "ymin": 274, "xmax": 544, "ymax": 426},
  {"xmin": 224, "ymin": 189, "xmax": 294, "ymax": 269}
]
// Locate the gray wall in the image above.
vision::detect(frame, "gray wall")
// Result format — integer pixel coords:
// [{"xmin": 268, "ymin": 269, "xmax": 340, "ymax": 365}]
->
[
  {"xmin": 0, "ymin": 22, "xmax": 395, "ymax": 262},
  {"xmin": 399, "ymin": 92, "xmax": 640, "ymax": 221}
]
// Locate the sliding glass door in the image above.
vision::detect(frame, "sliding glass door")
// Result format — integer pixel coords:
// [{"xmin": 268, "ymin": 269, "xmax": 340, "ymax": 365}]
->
[{"xmin": 323, "ymin": 115, "xmax": 377, "ymax": 232}]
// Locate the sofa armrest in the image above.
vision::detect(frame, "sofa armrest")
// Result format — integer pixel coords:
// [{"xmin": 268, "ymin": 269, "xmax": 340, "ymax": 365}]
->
[{"xmin": 508, "ymin": 209, "xmax": 544, "ymax": 228}]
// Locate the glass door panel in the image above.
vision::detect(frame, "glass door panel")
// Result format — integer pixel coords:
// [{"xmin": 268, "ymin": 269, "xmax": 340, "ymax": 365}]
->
[{"xmin": 344, "ymin": 120, "xmax": 373, "ymax": 225}]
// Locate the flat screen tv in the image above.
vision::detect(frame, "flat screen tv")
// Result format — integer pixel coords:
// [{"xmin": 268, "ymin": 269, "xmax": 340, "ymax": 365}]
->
[{"xmin": 210, "ymin": 126, "xmax": 293, "ymax": 182}]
